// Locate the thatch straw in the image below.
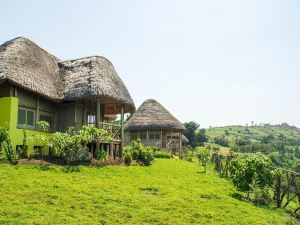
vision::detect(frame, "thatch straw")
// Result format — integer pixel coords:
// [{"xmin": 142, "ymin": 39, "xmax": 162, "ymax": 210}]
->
[
  {"xmin": 0, "ymin": 37, "xmax": 135, "ymax": 112},
  {"xmin": 0, "ymin": 37, "xmax": 63, "ymax": 100},
  {"xmin": 124, "ymin": 99, "xmax": 186, "ymax": 131},
  {"xmin": 59, "ymin": 56, "xmax": 135, "ymax": 112}
]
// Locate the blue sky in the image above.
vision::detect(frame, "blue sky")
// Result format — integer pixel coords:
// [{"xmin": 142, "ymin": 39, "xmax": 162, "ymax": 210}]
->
[{"xmin": 1, "ymin": 0, "xmax": 299, "ymax": 127}]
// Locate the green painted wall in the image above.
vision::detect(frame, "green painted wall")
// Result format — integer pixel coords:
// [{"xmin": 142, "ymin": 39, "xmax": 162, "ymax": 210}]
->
[{"xmin": 0, "ymin": 97, "xmax": 51, "ymax": 156}]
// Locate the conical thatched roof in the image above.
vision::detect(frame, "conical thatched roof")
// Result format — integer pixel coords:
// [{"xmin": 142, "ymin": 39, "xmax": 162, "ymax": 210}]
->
[
  {"xmin": 124, "ymin": 99, "xmax": 185, "ymax": 131},
  {"xmin": 0, "ymin": 37, "xmax": 63, "ymax": 100},
  {"xmin": 59, "ymin": 56, "xmax": 135, "ymax": 112},
  {"xmin": 0, "ymin": 37, "xmax": 135, "ymax": 112}
]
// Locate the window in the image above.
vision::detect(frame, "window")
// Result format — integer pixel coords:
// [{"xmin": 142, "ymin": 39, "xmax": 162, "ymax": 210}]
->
[
  {"xmin": 149, "ymin": 132, "xmax": 160, "ymax": 140},
  {"xmin": 40, "ymin": 113, "xmax": 53, "ymax": 131},
  {"xmin": 18, "ymin": 108, "xmax": 35, "ymax": 129},
  {"xmin": 87, "ymin": 112, "xmax": 96, "ymax": 125}
]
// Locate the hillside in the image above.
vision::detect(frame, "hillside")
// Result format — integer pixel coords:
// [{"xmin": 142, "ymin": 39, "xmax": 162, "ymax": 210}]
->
[
  {"xmin": 206, "ymin": 124, "xmax": 300, "ymax": 144},
  {"xmin": 0, "ymin": 159, "xmax": 295, "ymax": 224}
]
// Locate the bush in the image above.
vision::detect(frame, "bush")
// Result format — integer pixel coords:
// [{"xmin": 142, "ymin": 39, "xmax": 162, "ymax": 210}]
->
[
  {"xmin": 0, "ymin": 127, "xmax": 23, "ymax": 165},
  {"xmin": 123, "ymin": 153, "xmax": 132, "ymax": 166},
  {"xmin": 95, "ymin": 151, "xmax": 108, "ymax": 161},
  {"xmin": 196, "ymin": 148, "xmax": 210, "ymax": 172},
  {"xmin": 231, "ymin": 154, "xmax": 274, "ymax": 193},
  {"xmin": 61, "ymin": 145, "xmax": 90, "ymax": 165},
  {"xmin": 212, "ymin": 146, "xmax": 220, "ymax": 151},
  {"xmin": 251, "ymin": 183, "xmax": 272, "ymax": 206},
  {"xmin": 124, "ymin": 140, "xmax": 154, "ymax": 166},
  {"xmin": 154, "ymin": 151, "xmax": 171, "ymax": 159},
  {"xmin": 50, "ymin": 126, "xmax": 112, "ymax": 165}
]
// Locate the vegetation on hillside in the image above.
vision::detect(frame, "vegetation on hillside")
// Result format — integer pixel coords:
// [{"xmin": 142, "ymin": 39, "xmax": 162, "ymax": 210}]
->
[{"xmin": 205, "ymin": 123, "xmax": 300, "ymax": 171}]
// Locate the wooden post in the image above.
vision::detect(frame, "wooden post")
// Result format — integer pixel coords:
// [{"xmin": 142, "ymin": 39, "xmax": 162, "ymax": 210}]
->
[
  {"xmin": 96, "ymin": 98, "xmax": 101, "ymax": 153},
  {"xmin": 36, "ymin": 96, "xmax": 40, "ymax": 130},
  {"xmin": 120, "ymin": 105, "xmax": 124, "ymax": 158},
  {"xmin": 160, "ymin": 129, "xmax": 163, "ymax": 148},
  {"xmin": 179, "ymin": 131, "xmax": 182, "ymax": 159},
  {"xmin": 110, "ymin": 143, "xmax": 114, "ymax": 158}
]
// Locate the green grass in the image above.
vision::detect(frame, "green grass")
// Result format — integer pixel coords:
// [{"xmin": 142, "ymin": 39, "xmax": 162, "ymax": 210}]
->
[{"xmin": 0, "ymin": 159, "xmax": 295, "ymax": 224}]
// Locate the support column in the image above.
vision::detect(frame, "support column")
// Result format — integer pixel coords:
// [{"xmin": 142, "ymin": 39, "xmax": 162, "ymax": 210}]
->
[
  {"xmin": 179, "ymin": 131, "xmax": 182, "ymax": 159},
  {"xmin": 110, "ymin": 143, "xmax": 114, "ymax": 158},
  {"xmin": 120, "ymin": 105, "xmax": 124, "ymax": 158},
  {"xmin": 160, "ymin": 129, "xmax": 163, "ymax": 148},
  {"xmin": 36, "ymin": 96, "xmax": 40, "ymax": 130},
  {"xmin": 96, "ymin": 98, "xmax": 101, "ymax": 153}
]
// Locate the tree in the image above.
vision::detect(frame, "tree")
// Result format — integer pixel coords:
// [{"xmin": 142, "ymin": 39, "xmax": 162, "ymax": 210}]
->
[
  {"xmin": 231, "ymin": 154, "xmax": 274, "ymax": 196},
  {"xmin": 195, "ymin": 128, "xmax": 208, "ymax": 146},
  {"xmin": 184, "ymin": 121, "xmax": 200, "ymax": 148},
  {"xmin": 196, "ymin": 148, "xmax": 210, "ymax": 172},
  {"xmin": 276, "ymin": 134, "xmax": 286, "ymax": 155}
]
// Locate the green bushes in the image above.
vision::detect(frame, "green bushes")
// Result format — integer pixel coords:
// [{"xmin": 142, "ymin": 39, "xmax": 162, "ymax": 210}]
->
[
  {"xmin": 123, "ymin": 140, "xmax": 155, "ymax": 166},
  {"xmin": 123, "ymin": 153, "xmax": 132, "ymax": 166},
  {"xmin": 154, "ymin": 151, "xmax": 171, "ymax": 159},
  {"xmin": 50, "ymin": 125, "xmax": 112, "ymax": 165},
  {"xmin": 231, "ymin": 154, "xmax": 274, "ymax": 193},
  {"xmin": 95, "ymin": 151, "xmax": 108, "ymax": 161}
]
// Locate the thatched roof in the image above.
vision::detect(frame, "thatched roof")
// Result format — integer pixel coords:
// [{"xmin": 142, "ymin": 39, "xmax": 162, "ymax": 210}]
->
[
  {"xmin": 59, "ymin": 56, "xmax": 135, "ymax": 112},
  {"xmin": 0, "ymin": 37, "xmax": 63, "ymax": 100},
  {"xmin": 124, "ymin": 99, "xmax": 185, "ymax": 131},
  {"xmin": 0, "ymin": 37, "xmax": 135, "ymax": 112}
]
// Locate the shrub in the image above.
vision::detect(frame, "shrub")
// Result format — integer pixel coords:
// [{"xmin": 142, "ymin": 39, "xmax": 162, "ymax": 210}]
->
[
  {"xmin": 196, "ymin": 148, "xmax": 210, "ymax": 172},
  {"xmin": 154, "ymin": 151, "xmax": 171, "ymax": 159},
  {"xmin": 231, "ymin": 154, "xmax": 274, "ymax": 193},
  {"xmin": 212, "ymin": 146, "xmax": 220, "ymax": 151},
  {"xmin": 50, "ymin": 126, "xmax": 112, "ymax": 165},
  {"xmin": 95, "ymin": 151, "xmax": 108, "ymax": 161},
  {"xmin": 62, "ymin": 145, "xmax": 90, "ymax": 165},
  {"xmin": 0, "ymin": 127, "xmax": 23, "ymax": 165},
  {"xmin": 124, "ymin": 140, "xmax": 154, "ymax": 166},
  {"xmin": 123, "ymin": 153, "xmax": 132, "ymax": 166},
  {"xmin": 251, "ymin": 182, "xmax": 273, "ymax": 206}
]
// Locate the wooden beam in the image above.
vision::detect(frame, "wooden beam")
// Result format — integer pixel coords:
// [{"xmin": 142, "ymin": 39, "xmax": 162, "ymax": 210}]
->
[
  {"xmin": 160, "ymin": 129, "xmax": 163, "ymax": 148},
  {"xmin": 120, "ymin": 105, "xmax": 124, "ymax": 158},
  {"xmin": 36, "ymin": 96, "xmax": 40, "ymax": 130},
  {"xmin": 96, "ymin": 98, "xmax": 101, "ymax": 153}
]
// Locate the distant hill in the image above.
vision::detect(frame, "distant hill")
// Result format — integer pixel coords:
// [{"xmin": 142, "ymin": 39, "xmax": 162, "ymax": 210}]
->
[{"xmin": 206, "ymin": 123, "xmax": 300, "ymax": 147}]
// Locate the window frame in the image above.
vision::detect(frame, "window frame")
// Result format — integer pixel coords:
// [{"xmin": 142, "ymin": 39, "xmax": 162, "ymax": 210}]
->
[
  {"xmin": 17, "ymin": 107, "xmax": 36, "ymax": 130},
  {"xmin": 149, "ymin": 132, "xmax": 161, "ymax": 140}
]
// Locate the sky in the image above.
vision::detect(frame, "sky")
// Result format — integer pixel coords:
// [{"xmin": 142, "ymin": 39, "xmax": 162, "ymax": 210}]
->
[{"xmin": 1, "ymin": 0, "xmax": 299, "ymax": 128}]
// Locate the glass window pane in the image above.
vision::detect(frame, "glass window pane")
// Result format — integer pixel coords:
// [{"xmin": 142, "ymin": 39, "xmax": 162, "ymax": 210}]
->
[
  {"xmin": 27, "ymin": 111, "xmax": 34, "ymax": 126},
  {"xmin": 18, "ymin": 109, "xmax": 26, "ymax": 125}
]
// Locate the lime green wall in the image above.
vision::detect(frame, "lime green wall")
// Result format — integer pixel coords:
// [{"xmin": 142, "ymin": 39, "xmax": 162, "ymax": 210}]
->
[{"xmin": 0, "ymin": 97, "xmax": 51, "ymax": 156}]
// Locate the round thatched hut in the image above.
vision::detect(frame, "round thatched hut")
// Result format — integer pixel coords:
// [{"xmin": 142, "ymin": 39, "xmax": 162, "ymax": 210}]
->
[{"xmin": 124, "ymin": 99, "xmax": 187, "ymax": 151}]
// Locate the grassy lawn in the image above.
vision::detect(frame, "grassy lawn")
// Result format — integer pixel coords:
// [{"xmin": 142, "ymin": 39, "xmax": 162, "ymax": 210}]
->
[{"xmin": 0, "ymin": 159, "xmax": 295, "ymax": 225}]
